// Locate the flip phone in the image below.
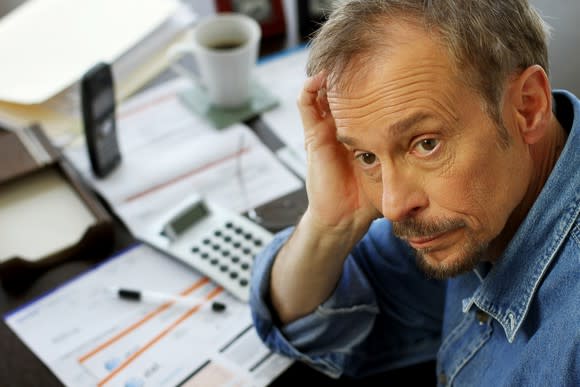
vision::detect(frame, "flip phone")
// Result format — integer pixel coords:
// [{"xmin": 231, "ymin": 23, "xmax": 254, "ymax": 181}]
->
[{"xmin": 81, "ymin": 62, "xmax": 121, "ymax": 178}]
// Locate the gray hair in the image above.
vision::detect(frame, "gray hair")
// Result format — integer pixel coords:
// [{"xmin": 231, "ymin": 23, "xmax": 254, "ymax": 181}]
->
[{"xmin": 307, "ymin": 0, "xmax": 551, "ymax": 124}]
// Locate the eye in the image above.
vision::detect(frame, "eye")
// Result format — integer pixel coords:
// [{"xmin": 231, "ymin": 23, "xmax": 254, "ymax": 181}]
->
[
  {"xmin": 355, "ymin": 152, "xmax": 379, "ymax": 168},
  {"xmin": 414, "ymin": 138, "xmax": 440, "ymax": 156}
]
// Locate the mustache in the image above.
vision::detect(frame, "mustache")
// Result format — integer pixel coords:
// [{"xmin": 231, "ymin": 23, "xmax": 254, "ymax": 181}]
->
[{"xmin": 392, "ymin": 217, "xmax": 466, "ymax": 239}]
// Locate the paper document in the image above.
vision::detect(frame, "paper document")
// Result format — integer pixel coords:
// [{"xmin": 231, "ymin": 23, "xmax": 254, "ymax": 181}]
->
[
  {"xmin": 65, "ymin": 78, "xmax": 303, "ymax": 239},
  {"xmin": 257, "ymin": 48, "xmax": 310, "ymax": 176},
  {"xmin": 4, "ymin": 244, "xmax": 292, "ymax": 386},
  {"xmin": 0, "ymin": 0, "xmax": 179, "ymax": 104},
  {"xmin": 0, "ymin": 3, "xmax": 195, "ymax": 147}
]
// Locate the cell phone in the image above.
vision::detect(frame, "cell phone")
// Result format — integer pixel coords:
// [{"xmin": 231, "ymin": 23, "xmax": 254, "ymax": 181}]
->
[{"xmin": 81, "ymin": 62, "xmax": 121, "ymax": 178}]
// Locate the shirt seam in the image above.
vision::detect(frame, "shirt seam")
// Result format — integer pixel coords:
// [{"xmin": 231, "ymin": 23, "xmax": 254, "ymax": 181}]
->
[
  {"xmin": 474, "ymin": 196, "xmax": 580, "ymax": 342},
  {"xmin": 447, "ymin": 323, "xmax": 492, "ymax": 386},
  {"xmin": 508, "ymin": 199, "xmax": 580, "ymax": 341},
  {"xmin": 571, "ymin": 223, "xmax": 580, "ymax": 247}
]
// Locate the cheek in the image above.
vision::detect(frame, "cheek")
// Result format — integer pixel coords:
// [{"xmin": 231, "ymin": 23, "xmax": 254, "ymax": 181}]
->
[
  {"xmin": 432, "ymin": 148, "xmax": 518, "ymax": 232},
  {"xmin": 358, "ymin": 173, "xmax": 383, "ymax": 211},
  {"xmin": 436, "ymin": 175, "xmax": 492, "ymax": 223}
]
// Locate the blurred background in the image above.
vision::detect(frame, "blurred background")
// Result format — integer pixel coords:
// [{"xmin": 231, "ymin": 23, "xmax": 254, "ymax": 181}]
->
[{"xmin": 0, "ymin": 0, "xmax": 578, "ymax": 96}]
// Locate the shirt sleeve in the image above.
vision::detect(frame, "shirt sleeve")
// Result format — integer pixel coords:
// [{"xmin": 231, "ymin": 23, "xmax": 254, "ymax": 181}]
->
[{"xmin": 250, "ymin": 219, "xmax": 445, "ymax": 378}]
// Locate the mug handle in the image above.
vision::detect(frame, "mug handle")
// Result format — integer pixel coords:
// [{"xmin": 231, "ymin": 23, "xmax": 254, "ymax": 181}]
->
[{"xmin": 166, "ymin": 43, "xmax": 203, "ymax": 88}]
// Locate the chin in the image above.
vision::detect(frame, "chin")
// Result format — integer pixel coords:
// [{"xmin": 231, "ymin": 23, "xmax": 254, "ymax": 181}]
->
[{"xmin": 414, "ymin": 244, "xmax": 487, "ymax": 280}]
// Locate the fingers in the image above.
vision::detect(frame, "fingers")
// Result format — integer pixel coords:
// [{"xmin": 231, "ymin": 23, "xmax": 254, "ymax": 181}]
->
[{"xmin": 297, "ymin": 72, "xmax": 332, "ymax": 131}]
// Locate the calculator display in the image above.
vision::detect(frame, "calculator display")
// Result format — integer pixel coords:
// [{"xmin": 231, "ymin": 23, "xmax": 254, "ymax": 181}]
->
[
  {"xmin": 168, "ymin": 201, "xmax": 210, "ymax": 237},
  {"xmin": 147, "ymin": 198, "xmax": 273, "ymax": 302}
]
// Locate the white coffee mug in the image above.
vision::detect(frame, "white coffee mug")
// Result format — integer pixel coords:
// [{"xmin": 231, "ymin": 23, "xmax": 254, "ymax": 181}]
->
[{"xmin": 167, "ymin": 13, "xmax": 261, "ymax": 109}]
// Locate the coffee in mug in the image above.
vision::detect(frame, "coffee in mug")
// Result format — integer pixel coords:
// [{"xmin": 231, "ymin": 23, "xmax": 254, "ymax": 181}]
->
[{"xmin": 167, "ymin": 13, "xmax": 261, "ymax": 109}]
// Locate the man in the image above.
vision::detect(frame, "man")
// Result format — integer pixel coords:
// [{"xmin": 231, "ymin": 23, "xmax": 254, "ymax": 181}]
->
[{"xmin": 250, "ymin": 0, "xmax": 579, "ymax": 385}]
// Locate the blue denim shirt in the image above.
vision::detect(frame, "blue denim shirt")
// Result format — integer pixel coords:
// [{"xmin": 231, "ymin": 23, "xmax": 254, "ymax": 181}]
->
[{"xmin": 250, "ymin": 90, "xmax": 580, "ymax": 386}]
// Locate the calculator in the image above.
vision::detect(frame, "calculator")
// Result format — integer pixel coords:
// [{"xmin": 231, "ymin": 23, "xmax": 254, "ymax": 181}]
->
[{"xmin": 144, "ymin": 196, "xmax": 272, "ymax": 302}]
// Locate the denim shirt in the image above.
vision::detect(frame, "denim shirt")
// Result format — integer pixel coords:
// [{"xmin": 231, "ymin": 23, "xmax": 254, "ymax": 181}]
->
[{"xmin": 250, "ymin": 90, "xmax": 580, "ymax": 386}]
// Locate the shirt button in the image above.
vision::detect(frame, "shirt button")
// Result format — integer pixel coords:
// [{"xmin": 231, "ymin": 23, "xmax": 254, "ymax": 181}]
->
[
  {"xmin": 476, "ymin": 309, "xmax": 489, "ymax": 325},
  {"xmin": 438, "ymin": 372, "xmax": 448, "ymax": 386}
]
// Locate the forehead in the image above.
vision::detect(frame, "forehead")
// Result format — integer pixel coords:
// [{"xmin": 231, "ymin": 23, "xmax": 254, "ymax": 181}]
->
[{"xmin": 327, "ymin": 21, "xmax": 463, "ymax": 137}]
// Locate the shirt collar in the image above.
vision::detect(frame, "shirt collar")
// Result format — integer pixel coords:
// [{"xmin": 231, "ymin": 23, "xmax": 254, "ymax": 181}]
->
[{"xmin": 463, "ymin": 90, "xmax": 580, "ymax": 342}]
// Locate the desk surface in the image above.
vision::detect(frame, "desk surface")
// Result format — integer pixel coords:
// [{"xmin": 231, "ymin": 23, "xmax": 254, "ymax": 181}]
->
[
  {"xmin": 0, "ymin": 27, "xmax": 309, "ymax": 382},
  {"xmin": 0, "ymin": 189, "xmax": 312, "ymax": 387},
  {"xmin": 0, "ymin": 107, "xmax": 314, "ymax": 386}
]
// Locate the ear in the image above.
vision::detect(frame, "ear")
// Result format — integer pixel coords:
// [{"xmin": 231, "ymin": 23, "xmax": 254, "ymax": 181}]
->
[{"xmin": 508, "ymin": 65, "xmax": 552, "ymax": 145}]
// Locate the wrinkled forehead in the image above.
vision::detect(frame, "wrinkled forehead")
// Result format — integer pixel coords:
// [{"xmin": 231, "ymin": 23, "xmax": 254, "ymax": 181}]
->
[
  {"xmin": 326, "ymin": 31, "xmax": 461, "ymax": 104},
  {"xmin": 325, "ymin": 21, "xmax": 460, "ymax": 96},
  {"xmin": 325, "ymin": 29, "xmax": 465, "ymax": 135}
]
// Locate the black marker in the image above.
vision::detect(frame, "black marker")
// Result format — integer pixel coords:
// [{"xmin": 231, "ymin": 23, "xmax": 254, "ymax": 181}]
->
[{"xmin": 110, "ymin": 287, "xmax": 226, "ymax": 312}]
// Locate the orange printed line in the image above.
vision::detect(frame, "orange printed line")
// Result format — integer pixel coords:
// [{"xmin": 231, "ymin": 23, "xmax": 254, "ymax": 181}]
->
[
  {"xmin": 123, "ymin": 146, "xmax": 251, "ymax": 204},
  {"xmin": 97, "ymin": 286, "xmax": 224, "ymax": 387},
  {"xmin": 78, "ymin": 278, "xmax": 210, "ymax": 363},
  {"xmin": 118, "ymin": 93, "xmax": 176, "ymax": 120}
]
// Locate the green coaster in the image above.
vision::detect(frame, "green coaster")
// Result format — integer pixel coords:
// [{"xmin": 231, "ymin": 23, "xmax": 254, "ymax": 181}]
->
[{"xmin": 178, "ymin": 80, "xmax": 280, "ymax": 129}]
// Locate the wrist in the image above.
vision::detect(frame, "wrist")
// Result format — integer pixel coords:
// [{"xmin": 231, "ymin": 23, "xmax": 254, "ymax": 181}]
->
[{"xmin": 299, "ymin": 208, "xmax": 368, "ymax": 253}]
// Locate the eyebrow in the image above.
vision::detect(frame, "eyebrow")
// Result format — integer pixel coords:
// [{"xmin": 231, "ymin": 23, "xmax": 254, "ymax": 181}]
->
[{"xmin": 336, "ymin": 111, "xmax": 435, "ymax": 146}]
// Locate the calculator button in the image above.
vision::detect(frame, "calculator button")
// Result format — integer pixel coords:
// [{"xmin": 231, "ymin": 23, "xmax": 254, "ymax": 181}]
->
[{"xmin": 240, "ymin": 279, "xmax": 249, "ymax": 287}]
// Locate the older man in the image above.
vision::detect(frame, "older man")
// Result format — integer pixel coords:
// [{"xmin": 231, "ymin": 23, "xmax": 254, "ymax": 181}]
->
[{"xmin": 251, "ymin": 1, "xmax": 579, "ymax": 385}]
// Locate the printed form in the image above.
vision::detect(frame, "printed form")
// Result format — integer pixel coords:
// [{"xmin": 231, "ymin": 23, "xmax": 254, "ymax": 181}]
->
[
  {"xmin": 4, "ymin": 244, "xmax": 292, "ymax": 387},
  {"xmin": 64, "ymin": 78, "xmax": 303, "ymax": 240}
]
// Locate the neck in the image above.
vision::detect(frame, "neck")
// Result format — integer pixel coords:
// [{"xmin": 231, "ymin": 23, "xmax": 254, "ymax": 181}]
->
[
  {"xmin": 527, "ymin": 117, "xmax": 567, "ymax": 197},
  {"xmin": 490, "ymin": 115, "xmax": 568, "ymax": 259}
]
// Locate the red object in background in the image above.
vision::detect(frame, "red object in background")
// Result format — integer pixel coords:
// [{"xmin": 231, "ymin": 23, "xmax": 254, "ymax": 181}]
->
[{"xmin": 215, "ymin": 0, "xmax": 286, "ymax": 39}]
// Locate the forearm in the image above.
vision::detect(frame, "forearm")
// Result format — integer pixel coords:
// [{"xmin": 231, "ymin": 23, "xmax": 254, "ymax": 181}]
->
[
  {"xmin": 268, "ymin": 73, "xmax": 379, "ymax": 324},
  {"xmin": 270, "ymin": 209, "xmax": 367, "ymax": 324}
]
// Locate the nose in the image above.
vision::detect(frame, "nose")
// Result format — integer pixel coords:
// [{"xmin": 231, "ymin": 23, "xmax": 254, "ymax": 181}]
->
[{"xmin": 381, "ymin": 167, "xmax": 428, "ymax": 222}]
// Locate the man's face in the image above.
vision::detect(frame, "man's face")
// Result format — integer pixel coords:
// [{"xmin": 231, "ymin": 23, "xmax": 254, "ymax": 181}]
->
[{"xmin": 327, "ymin": 22, "xmax": 532, "ymax": 279}]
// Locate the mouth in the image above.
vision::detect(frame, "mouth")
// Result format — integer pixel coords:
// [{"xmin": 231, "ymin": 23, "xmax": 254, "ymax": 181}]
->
[{"xmin": 406, "ymin": 230, "xmax": 455, "ymax": 250}]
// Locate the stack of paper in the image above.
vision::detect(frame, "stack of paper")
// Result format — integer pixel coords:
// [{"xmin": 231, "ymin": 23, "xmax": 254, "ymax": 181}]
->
[{"xmin": 0, "ymin": 0, "xmax": 196, "ymax": 145}]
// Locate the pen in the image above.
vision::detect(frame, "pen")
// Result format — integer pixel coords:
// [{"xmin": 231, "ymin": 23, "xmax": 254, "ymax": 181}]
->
[{"xmin": 109, "ymin": 287, "xmax": 226, "ymax": 312}]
